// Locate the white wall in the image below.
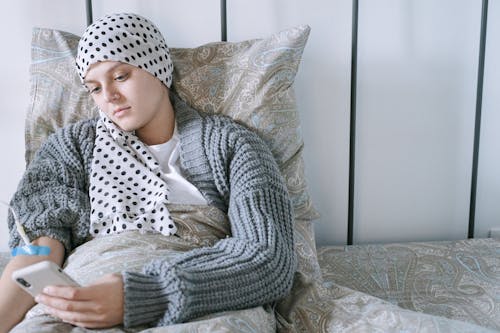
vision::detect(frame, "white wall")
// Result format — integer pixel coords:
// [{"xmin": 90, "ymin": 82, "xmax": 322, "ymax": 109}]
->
[
  {"xmin": 0, "ymin": 0, "xmax": 498, "ymax": 251},
  {"xmin": 354, "ymin": 0, "xmax": 482, "ymax": 243}
]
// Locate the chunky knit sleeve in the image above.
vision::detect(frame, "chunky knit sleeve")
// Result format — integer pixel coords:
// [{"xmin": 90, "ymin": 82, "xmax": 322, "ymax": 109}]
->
[
  {"xmin": 122, "ymin": 115, "xmax": 296, "ymax": 327},
  {"xmin": 8, "ymin": 119, "xmax": 96, "ymax": 255}
]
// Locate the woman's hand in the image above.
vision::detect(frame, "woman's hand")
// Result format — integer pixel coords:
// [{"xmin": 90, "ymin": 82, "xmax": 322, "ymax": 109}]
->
[
  {"xmin": 35, "ymin": 273, "xmax": 124, "ymax": 328},
  {"xmin": 0, "ymin": 237, "xmax": 65, "ymax": 333}
]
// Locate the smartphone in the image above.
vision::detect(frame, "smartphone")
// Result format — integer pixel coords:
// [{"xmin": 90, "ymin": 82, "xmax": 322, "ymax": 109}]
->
[{"xmin": 11, "ymin": 260, "xmax": 80, "ymax": 297}]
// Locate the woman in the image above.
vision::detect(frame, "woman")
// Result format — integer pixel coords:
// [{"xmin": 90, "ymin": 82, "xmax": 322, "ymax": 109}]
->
[{"xmin": 0, "ymin": 13, "xmax": 295, "ymax": 331}]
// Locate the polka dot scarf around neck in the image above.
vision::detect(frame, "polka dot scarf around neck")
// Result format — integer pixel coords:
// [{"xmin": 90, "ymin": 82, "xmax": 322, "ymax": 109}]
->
[{"xmin": 89, "ymin": 112, "xmax": 176, "ymax": 237}]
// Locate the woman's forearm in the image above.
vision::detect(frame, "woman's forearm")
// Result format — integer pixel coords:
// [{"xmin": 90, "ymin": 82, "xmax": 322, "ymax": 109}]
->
[{"xmin": 0, "ymin": 237, "xmax": 64, "ymax": 333}]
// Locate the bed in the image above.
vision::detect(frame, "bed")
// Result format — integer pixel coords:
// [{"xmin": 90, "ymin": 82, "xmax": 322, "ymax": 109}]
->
[{"xmin": 2, "ymin": 1, "xmax": 499, "ymax": 332}]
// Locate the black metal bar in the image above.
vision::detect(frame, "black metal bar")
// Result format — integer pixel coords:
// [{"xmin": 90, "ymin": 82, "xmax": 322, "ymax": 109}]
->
[
  {"xmin": 347, "ymin": 0, "xmax": 359, "ymax": 246},
  {"xmin": 86, "ymin": 0, "xmax": 93, "ymax": 26},
  {"xmin": 220, "ymin": 0, "xmax": 227, "ymax": 41},
  {"xmin": 468, "ymin": 0, "xmax": 489, "ymax": 239}
]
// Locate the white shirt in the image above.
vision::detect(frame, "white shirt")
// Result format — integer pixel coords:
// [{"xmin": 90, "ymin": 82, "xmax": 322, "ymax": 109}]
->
[{"xmin": 147, "ymin": 125, "xmax": 207, "ymax": 205}]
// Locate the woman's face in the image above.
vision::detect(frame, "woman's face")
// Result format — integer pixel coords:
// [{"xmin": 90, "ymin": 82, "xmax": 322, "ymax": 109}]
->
[{"xmin": 84, "ymin": 61, "xmax": 172, "ymax": 142}]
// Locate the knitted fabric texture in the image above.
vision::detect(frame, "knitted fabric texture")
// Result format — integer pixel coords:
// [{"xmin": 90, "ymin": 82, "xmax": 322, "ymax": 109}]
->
[
  {"xmin": 76, "ymin": 12, "xmax": 173, "ymax": 88},
  {"xmin": 8, "ymin": 94, "xmax": 296, "ymax": 327}
]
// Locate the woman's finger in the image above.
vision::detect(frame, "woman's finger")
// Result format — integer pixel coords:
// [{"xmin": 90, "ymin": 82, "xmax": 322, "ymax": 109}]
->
[
  {"xmin": 45, "ymin": 306, "xmax": 106, "ymax": 324},
  {"xmin": 35, "ymin": 294, "xmax": 95, "ymax": 313},
  {"xmin": 41, "ymin": 285, "xmax": 89, "ymax": 301},
  {"xmin": 68, "ymin": 321, "xmax": 111, "ymax": 329}
]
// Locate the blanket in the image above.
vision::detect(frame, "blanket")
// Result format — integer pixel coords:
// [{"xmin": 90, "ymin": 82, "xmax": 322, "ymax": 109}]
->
[
  {"xmin": 11, "ymin": 205, "xmax": 275, "ymax": 333},
  {"xmin": 318, "ymin": 239, "xmax": 500, "ymax": 331},
  {"xmin": 5, "ymin": 206, "xmax": 499, "ymax": 332}
]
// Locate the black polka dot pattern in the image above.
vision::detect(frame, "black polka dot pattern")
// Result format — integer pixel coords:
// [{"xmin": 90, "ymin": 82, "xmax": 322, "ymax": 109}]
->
[
  {"xmin": 89, "ymin": 112, "xmax": 176, "ymax": 237},
  {"xmin": 76, "ymin": 13, "xmax": 173, "ymax": 88}
]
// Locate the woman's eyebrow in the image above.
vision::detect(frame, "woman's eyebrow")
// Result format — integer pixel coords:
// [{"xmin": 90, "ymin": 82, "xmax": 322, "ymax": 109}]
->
[{"xmin": 84, "ymin": 63, "xmax": 127, "ymax": 84}]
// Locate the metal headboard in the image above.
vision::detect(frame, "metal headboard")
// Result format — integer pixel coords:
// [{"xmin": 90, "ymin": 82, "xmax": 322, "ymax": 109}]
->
[
  {"xmin": 85, "ymin": 0, "xmax": 228, "ymax": 41},
  {"xmin": 85, "ymin": 0, "xmax": 490, "ymax": 245},
  {"xmin": 85, "ymin": 0, "xmax": 93, "ymax": 26},
  {"xmin": 468, "ymin": 0, "xmax": 490, "ymax": 240}
]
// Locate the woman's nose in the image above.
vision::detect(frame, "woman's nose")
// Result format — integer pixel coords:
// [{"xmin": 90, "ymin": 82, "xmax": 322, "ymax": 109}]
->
[{"xmin": 104, "ymin": 88, "xmax": 120, "ymax": 102}]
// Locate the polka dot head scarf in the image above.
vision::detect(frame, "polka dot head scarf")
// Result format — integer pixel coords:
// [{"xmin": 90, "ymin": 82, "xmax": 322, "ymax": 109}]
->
[{"xmin": 76, "ymin": 12, "xmax": 173, "ymax": 88}]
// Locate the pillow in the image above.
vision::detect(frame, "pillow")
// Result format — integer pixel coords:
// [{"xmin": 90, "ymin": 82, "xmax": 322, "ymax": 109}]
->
[
  {"xmin": 26, "ymin": 24, "xmax": 321, "ymax": 331},
  {"xmin": 27, "ymin": 26, "xmax": 320, "ymax": 222}
]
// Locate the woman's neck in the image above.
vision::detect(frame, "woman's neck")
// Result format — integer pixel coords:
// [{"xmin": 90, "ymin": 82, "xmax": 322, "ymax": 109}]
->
[{"xmin": 136, "ymin": 93, "xmax": 176, "ymax": 145}]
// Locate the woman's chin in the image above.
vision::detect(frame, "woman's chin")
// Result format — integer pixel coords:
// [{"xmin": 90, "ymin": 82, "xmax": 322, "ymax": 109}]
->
[{"xmin": 113, "ymin": 122, "xmax": 137, "ymax": 133}]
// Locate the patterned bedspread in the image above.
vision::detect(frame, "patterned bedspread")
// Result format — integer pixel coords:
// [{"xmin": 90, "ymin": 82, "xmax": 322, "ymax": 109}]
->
[
  {"xmin": 1, "ymin": 236, "xmax": 499, "ymax": 332},
  {"xmin": 317, "ymin": 238, "xmax": 500, "ymax": 331}
]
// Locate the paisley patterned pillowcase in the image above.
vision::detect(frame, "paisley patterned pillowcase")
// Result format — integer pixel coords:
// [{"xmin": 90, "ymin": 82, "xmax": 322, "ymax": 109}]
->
[{"xmin": 26, "ymin": 25, "xmax": 319, "ymax": 222}]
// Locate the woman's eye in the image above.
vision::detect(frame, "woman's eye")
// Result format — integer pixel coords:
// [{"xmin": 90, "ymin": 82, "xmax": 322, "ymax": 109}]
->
[
  {"xmin": 89, "ymin": 86, "xmax": 101, "ymax": 94},
  {"xmin": 114, "ymin": 73, "xmax": 128, "ymax": 81}
]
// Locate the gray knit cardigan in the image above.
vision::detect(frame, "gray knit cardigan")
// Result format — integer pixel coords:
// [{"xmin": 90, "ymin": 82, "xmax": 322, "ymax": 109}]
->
[{"xmin": 8, "ymin": 95, "xmax": 296, "ymax": 327}]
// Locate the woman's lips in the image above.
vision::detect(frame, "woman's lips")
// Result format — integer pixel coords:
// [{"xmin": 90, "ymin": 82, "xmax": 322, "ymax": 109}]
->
[{"xmin": 113, "ymin": 106, "xmax": 131, "ymax": 117}]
